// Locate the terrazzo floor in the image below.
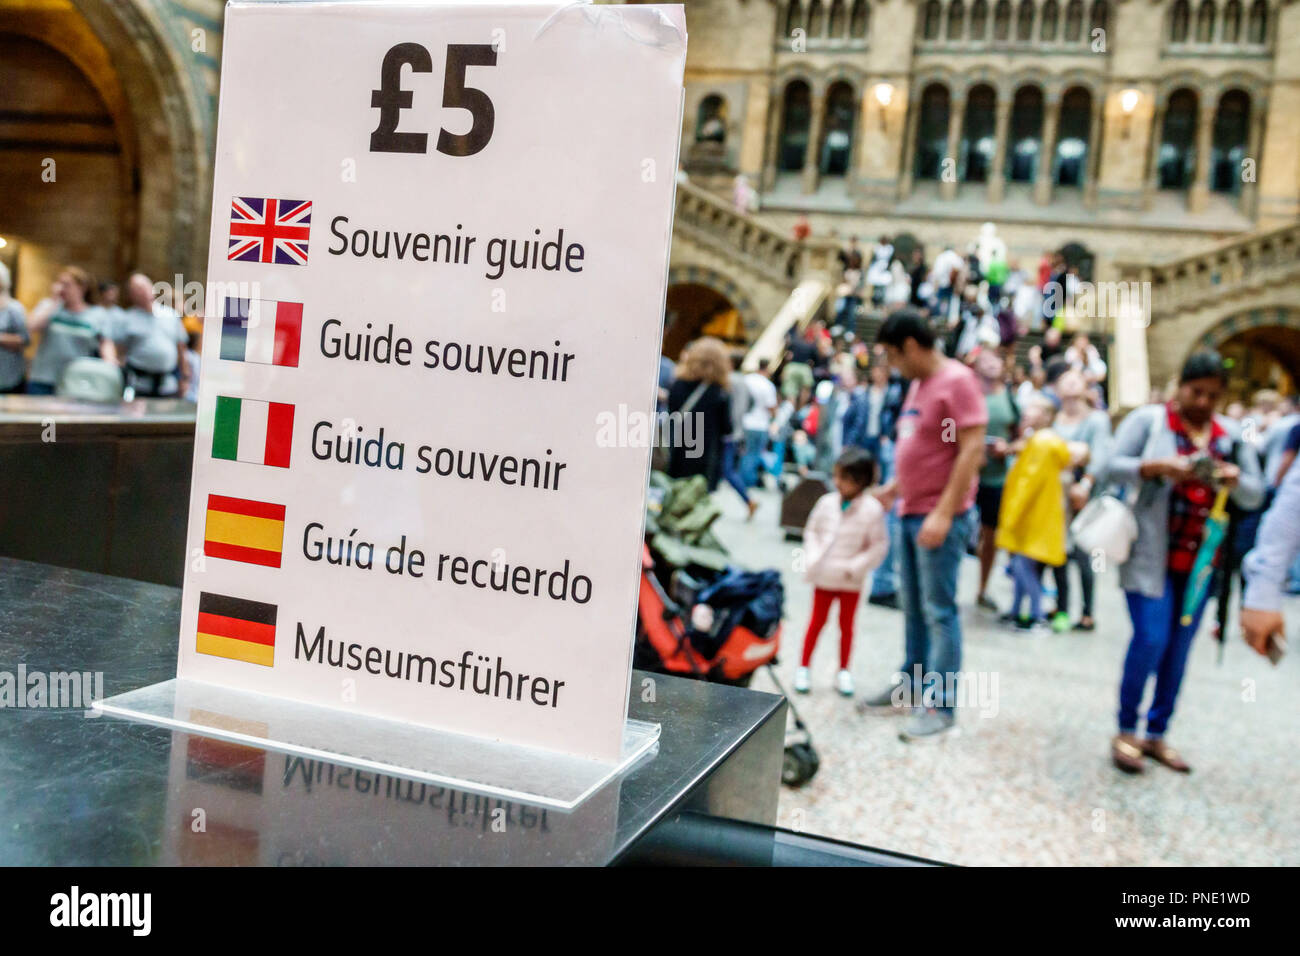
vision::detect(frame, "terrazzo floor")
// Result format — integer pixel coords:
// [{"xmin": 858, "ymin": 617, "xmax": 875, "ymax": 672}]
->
[{"xmin": 712, "ymin": 487, "xmax": 1300, "ymax": 866}]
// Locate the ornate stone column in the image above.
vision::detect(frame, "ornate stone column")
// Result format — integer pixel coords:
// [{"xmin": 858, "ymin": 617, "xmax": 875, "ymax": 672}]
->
[
  {"xmin": 801, "ymin": 83, "xmax": 827, "ymax": 194},
  {"xmin": 1035, "ymin": 94, "xmax": 1061, "ymax": 204},
  {"xmin": 987, "ymin": 96, "xmax": 1013, "ymax": 202},
  {"xmin": 898, "ymin": 89, "xmax": 919, "ymax": 199},
  {"xmin": 1143, "ymin": 99, "xmax": 1167, "ymax": 210},
  {"xmin": 762, "ymin": 84, "xmax": 784, "ymax": 191},
  {"xmin": 1188, "ymin": 102, "xmax": 1215, "ymax": 213},
  {"xmin": 1084, "ymin": 92, "xmax": 1103, "ymax": 207},
  {"xmin": 1242, "ymin": 102, "xmax": 1266, "ymax": 220},
  {"xmin": 941, "ymin": 92, "xmax": 965, "ymax": 199}
]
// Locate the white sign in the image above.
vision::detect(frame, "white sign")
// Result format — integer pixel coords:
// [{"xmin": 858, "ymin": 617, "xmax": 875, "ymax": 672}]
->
[{"xmin": 178, "ymin": 1, "xmax": 686, "ymax": 761}]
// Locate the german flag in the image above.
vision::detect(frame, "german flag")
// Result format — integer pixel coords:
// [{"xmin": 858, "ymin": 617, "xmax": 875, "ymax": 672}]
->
[
  {"xmin": 204, "ymin": 494, "xmax": 285, "ymax": 568},
  {"xmin": 184, "ymin": 734, "xmax": 266, "ymax": 794},
  {"xmin": 196, "ymin": 592, "xmax": 277, "ymax": 667}
]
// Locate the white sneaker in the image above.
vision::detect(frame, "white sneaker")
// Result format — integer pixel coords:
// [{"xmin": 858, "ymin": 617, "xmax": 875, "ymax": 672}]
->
[
  {"xmin": 792, "ymin": 666, "xmax": 811, "ymax": 694},
  {"xmin": 835, "ymin": 669, "xmax": 854, "ymax": 697}
]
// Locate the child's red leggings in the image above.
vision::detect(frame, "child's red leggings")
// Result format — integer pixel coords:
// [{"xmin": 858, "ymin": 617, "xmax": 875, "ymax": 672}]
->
[{"xmin": 800, "ymin": 588, "xmax": 860, "ymax": 669}]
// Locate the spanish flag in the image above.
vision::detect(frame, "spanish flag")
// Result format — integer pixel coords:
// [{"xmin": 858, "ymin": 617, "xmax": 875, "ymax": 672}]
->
[
  {"xmin": 196, "ymin": 592, "xmax": 277, "ymax": 667},
  {"xmin": 204, "ymin": 494, "xmax": 285, "ymax": 568}
]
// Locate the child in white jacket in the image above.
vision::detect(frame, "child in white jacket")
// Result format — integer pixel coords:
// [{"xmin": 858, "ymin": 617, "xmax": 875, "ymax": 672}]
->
[{"xmin": 794, "ymin": 447, "xmax": 890, "ymax": 696}]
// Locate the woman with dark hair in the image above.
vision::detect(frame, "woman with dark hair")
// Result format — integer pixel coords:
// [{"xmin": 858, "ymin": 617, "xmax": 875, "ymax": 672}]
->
[
  {"xmin": 1102, "ymin": 351, "xmax": 1264, "ymax": 774},
  {"xmin": 666, "ymin": 336, "xmax": 733, "ymax": 491}
]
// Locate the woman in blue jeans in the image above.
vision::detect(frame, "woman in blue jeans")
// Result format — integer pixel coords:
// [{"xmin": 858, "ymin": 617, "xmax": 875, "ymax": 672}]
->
[{"xmin": 1102, "ymin": 352, "xmax": 1263, "ymax": 773}]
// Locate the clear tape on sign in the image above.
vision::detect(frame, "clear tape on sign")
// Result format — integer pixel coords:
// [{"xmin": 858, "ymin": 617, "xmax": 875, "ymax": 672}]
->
[{"xmin": 534, "ymin": 0, "xmax": 685, "ymax": 50}]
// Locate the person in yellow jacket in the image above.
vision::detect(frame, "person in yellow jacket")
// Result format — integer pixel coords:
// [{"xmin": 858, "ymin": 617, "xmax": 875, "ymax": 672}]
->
[{"xmin": 996, "ymin": 396, "xmax": 1088, "ymax": 632}]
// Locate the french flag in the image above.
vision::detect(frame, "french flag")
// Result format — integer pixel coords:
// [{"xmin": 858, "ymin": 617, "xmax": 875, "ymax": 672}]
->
[{"xmin": 221, "ymin": 297, "xmax": 302, "ymax": 368}]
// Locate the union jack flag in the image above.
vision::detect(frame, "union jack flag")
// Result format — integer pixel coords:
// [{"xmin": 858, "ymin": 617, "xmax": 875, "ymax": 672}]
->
[{"xmin": 228, "ymin": 197, "xmax": 312, "ymax": 266}]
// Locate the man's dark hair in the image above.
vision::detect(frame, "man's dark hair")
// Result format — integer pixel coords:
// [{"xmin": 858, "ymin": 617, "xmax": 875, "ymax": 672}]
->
[
  {"xmin": 1044, "ymin": 357, "xmax": 1070, "ymax": 386},
  {"xmin": 834, "ymin": 446, "xmax": 877, "ymax": 488},
  {"xmin": 876, "ymin": 308, "xmax": 935, "ymax": 350},
  {"xmin": 1180, "ymin": 350, "xmax": 1228, "ymax": 386},
  {"xmin": 758, "ymin": 357, "xmax": 770, "ymax": 371}
]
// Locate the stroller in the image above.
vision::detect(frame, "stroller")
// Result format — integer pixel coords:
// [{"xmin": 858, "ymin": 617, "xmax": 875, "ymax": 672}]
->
[{"xmin": 635, "ymin": 539, "xmax": 821, "ymax": 788}]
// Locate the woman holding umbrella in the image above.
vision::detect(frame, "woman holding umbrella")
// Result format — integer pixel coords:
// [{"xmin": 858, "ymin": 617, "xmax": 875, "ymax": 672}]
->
[{"xmin": 1102, "ymin": 352, "xmax": 1264, "ymax": 774}]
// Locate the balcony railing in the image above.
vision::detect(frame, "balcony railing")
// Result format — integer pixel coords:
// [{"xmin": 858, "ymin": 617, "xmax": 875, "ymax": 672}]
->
[
  {"xmin": 673, "ymin": 181, "xmax": 841, "ymax": 287},
  {"xmin": 1116, "ymin": 220, "xmax": 1300, "ymax": 321}
]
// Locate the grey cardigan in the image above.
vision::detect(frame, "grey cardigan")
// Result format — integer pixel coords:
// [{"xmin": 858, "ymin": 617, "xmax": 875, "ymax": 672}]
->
[{"xmin": 1100, "ymin": 403, "xmax": 1265, "ymax": 599}]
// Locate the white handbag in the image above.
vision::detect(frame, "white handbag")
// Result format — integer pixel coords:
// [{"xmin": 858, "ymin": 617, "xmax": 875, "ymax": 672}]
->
[{"xmin": 1069, "ymin": 495, "xmax": 1138, "ymax": 565}]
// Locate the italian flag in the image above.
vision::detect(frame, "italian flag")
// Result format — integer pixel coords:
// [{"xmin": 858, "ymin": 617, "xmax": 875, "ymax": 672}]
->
[{"xmin": 212, "ymin": 396, "xmax": 294, "ymax": 468}]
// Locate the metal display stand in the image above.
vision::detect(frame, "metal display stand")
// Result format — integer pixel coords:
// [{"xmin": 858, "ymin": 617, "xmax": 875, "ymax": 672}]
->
[{"xmin": 95, "ymin": 678, "xmax": 660, "ymax": 811}]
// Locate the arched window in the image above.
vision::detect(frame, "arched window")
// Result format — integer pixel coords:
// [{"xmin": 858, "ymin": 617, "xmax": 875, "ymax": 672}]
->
[
  {"xmin": 994, "ymin": 0, "xmax": 1013, "ymax": 39},
  {"xmin": 829, "ymin": 0, "xmax": 847, "ymax": 37},
  {"xmin": 1017, "ymin": 0, "xmax": 1035, "ymax": 40},
  {"xmin": 1157, "ymin": 88, "xmax": 1199, "ymax": 189},
  {"xmin": 1055, "ymin": 86, "xmax": 1092, "ymax": 186},
  {"xmin": 948, "ymin": 0, "xmax": 967, "ymax": 39},
  {"xmin": 914, "ymin": 83, "xmax": 952, "ymax": 181},
  {"xmin": 820, "ymin": 82, "xmax": 856, "ymax": 176},
  {"xmin": 1169, "ymin": 0, "xmax": 1190, "ymax": 42},
  {"xmin": 971, "ymin": 0, "xmax": 989, "ymax": 39},
  {"xmin": 1008, "ymin": 85, "xmax": 1045, "ymax": 182},
  {"xmin": 922, "ymin": 0, "xmax": 942, "ymax": 39},
  {"xmin": 850, "ymin": 0, "xmax": 870, "ymax": 37},
  {"xmin": 778, "ymin": 80, "xmax": 812, "ymax": 171},
  {"xmin": 1195, "ymin": 0, "xmax": 1216, "ymax": 42},
  {"xmin": 1247, "ymin": 0, "xmax": 1267, "ymax": 44},
  {"xmin": 785, "ymin": 1, "xmax": 805, "ymax": 39},
  {"xmin": 1064, "ymin": 0, "xmax": 1084, "ymax": 40},
  {"xmin": 1222, "ymin": 0, "xmax": 1242, "ymax": 42},
  {"xmin": 695, "ymin": 94, "xmax": 728, "ymax": 144},
  {"xmin": 961, "ymin": 84, "xmax": 998, "ymax": 182},
  {"xmin": 1089, "ymin": 0, "xmax": 1108, "ymax": 36},
  {"xmin": 809, "ymin": 0, "xmax": 826, "ymax": 36},
  {"xmin": 1211, "ymin": 90, "xmax": 1250, "ymax": 194},
  {"xmin": 1041, "ymin": 0, "xmax": 1059, "ymax": 39}
]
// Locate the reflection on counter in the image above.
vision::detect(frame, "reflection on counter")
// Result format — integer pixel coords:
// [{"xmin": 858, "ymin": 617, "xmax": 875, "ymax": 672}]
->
[{"xmin": 161, "ymin": 731, "xmax": 618, "ymax": 866}]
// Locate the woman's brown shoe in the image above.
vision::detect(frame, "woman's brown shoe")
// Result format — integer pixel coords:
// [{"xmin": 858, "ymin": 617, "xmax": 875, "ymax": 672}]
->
[
  {"xmin": 1111, "ymin": 734, "xmax": 1145, "ymax": 773},
  {"xmin": 1142, "ymin": 739, "xmax": 1191, "ymax": 773}
]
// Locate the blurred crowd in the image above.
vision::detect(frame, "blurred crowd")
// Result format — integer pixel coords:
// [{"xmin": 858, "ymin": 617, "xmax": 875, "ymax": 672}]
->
[
  {"xmin": 655, "ymin": 229, "xmax": 1297, "ymax": 760},
  {"xmin": 0, "ymin": 262, "xmax": 201, "ymax": 402}
]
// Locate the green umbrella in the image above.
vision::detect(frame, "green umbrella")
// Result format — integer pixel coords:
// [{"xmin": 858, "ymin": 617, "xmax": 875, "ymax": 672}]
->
[{"xmin": 1181, "ymin": 487, "xmax": 1231, "ymax": 628}]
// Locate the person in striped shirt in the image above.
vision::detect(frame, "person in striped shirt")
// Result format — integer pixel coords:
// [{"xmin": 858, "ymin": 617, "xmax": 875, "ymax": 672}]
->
[{"xmin": 26, "ymin": 266, "xmax": 109, "ymax": 395}]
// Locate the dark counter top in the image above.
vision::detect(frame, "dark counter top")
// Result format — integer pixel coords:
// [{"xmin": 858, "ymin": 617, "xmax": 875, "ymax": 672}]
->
[
  {"xmin": 0, "ymin": 395, "xmax": 195, "ymax": 438},
  {"xmin": 0, "ymin": 557, "xmax": 785, "ymax": 865}
]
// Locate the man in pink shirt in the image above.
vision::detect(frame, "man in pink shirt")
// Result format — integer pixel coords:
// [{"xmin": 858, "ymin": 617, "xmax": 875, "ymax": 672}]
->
[{"xmin": 858, "ymin": 309, "xmax": 988, "ymax": 741}]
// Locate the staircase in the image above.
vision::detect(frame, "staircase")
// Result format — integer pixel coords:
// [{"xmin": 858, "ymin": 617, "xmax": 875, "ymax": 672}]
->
[
  {"xmin": 853, "ymin": 307, "xmax": 1110, "ymax": 373},
  {"xmin": 673, "ymin": 181, "xmax": 842, "ymax": 369},
  {"xmin": 673, "ymin": 181, "xmax": 839, "ymax": 288}
]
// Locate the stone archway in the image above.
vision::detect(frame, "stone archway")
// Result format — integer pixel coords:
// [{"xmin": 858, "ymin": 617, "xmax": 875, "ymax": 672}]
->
[
  {"xmin": 0, "ymin": 32, "xmax": 128, "ymax": 302},
  {"xmin": 0, "ymin": 0, "xmax": 212, "ymax": 294},
  {"xmin": 70, "ymin": 0, "xmax": 211, "ymax": 282},
  {"xmin": 663, "ymin": 265, "xmax": 760, "ymax": 359},
  {"xmin": 1194, "ymin": 306, "xmax": 1300, "ymax": 398}
]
